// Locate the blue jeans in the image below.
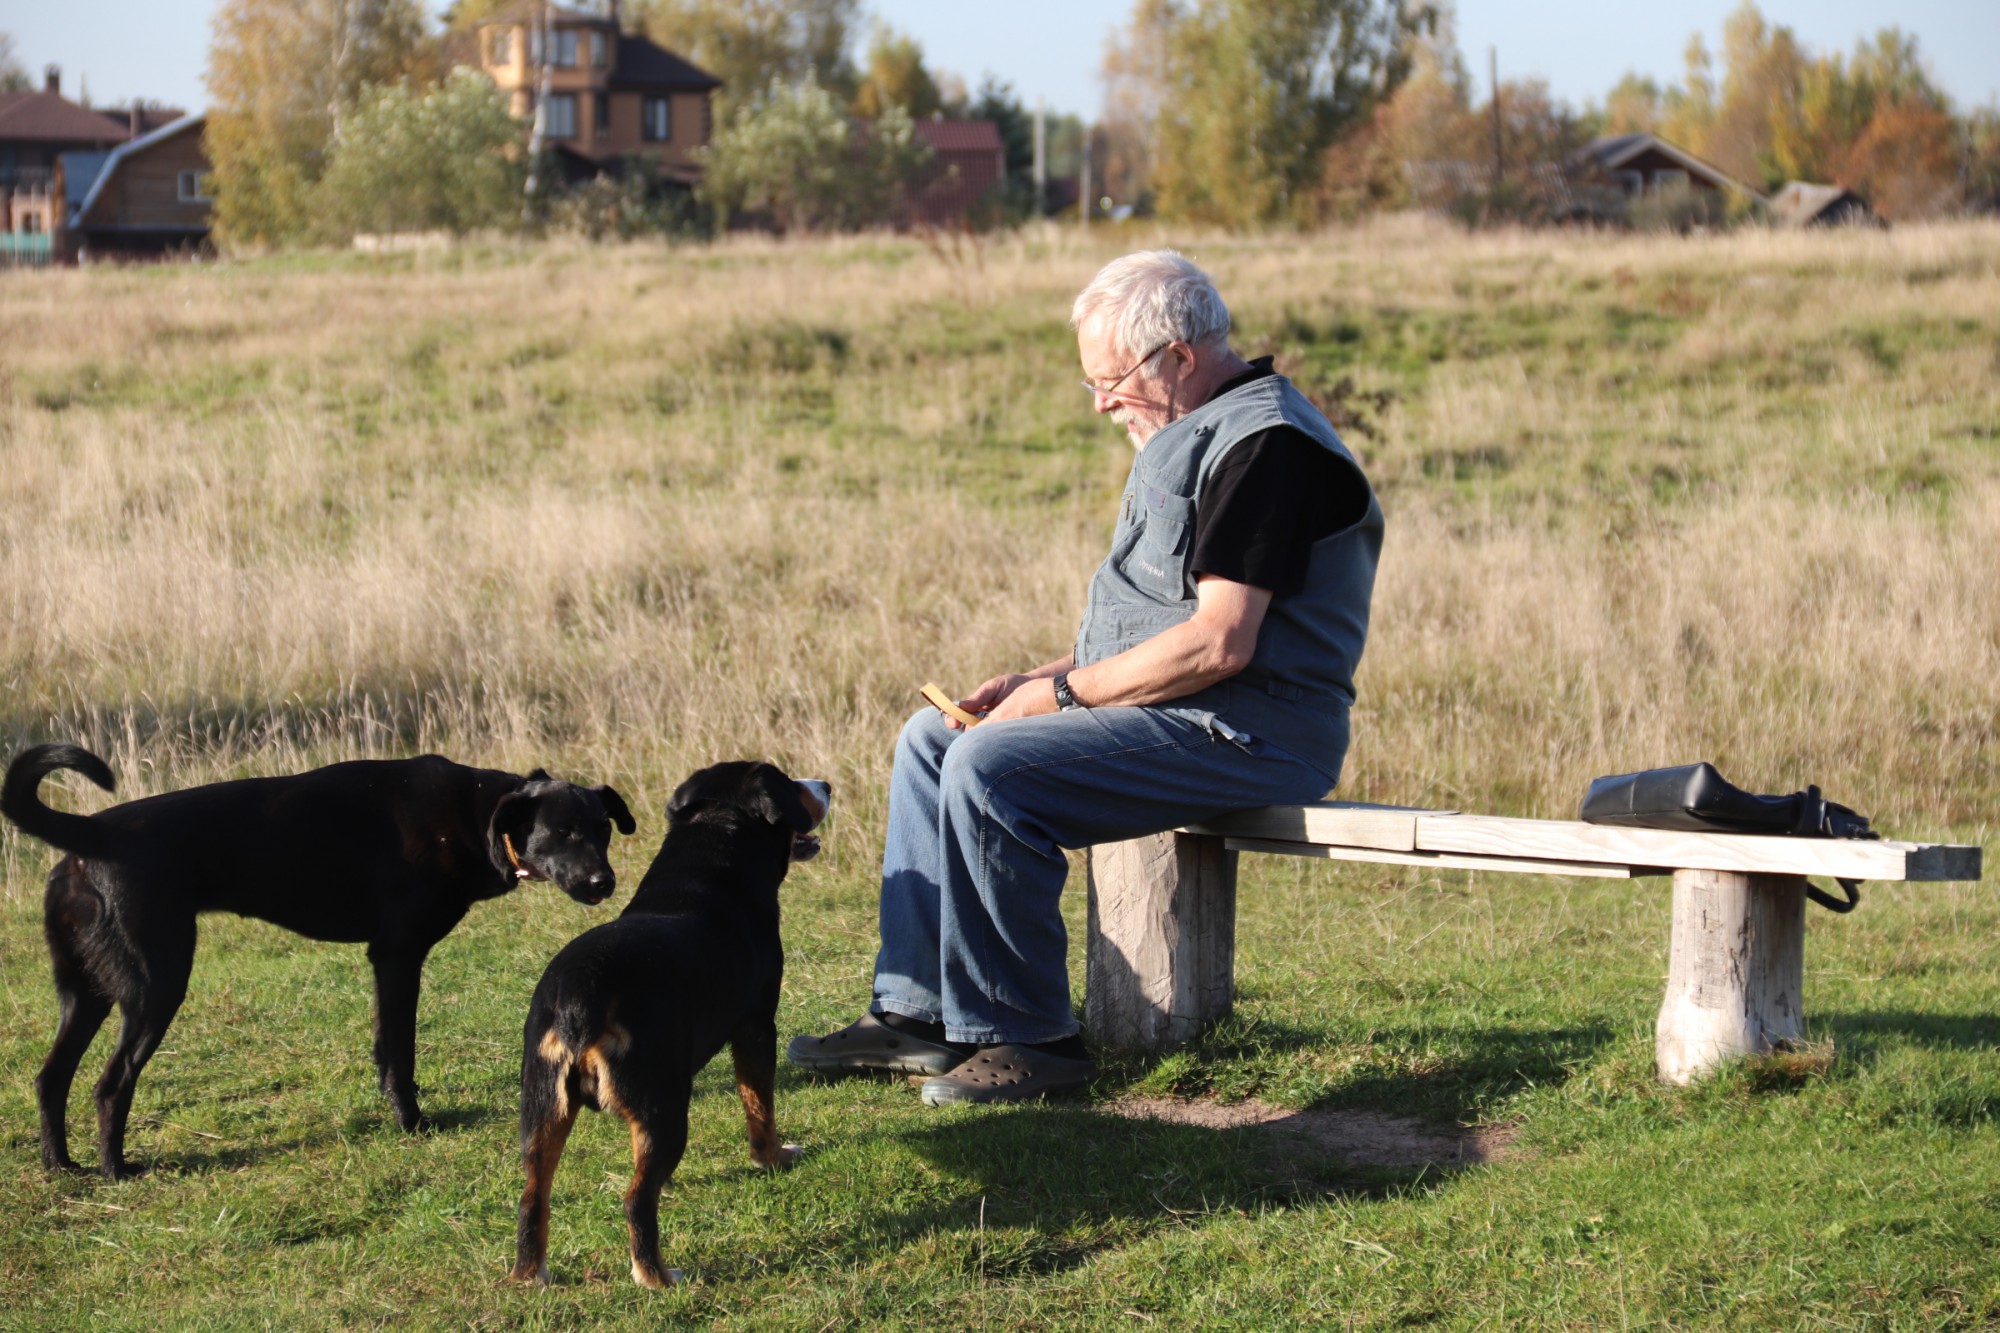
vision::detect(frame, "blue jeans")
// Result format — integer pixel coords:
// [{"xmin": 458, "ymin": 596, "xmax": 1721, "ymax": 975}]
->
[{"xmin": 871, "ymin": 704, "xmax": 1337, "ymax": 1046}]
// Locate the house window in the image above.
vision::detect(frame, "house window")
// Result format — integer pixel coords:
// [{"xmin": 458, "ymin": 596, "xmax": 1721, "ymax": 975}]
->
[
  {"xmin": 642, "ymin": 97, "xmax": 670, "ymax": 142},
  {"xmin": 528, "ymin": 27, "xmax": 576, "ymax": 67},
  {"xmin": 1652, "ymin": 169, "xmax": 1689, "ymax": 193},
  {"xmin": 1612, "ymin": 169, "xmax": 1644, "ymax": 197},
  {"xmin": 544, "ymin": 93, "xmax": 577, "ymax": 140},
  {"xmin": 490, "ymin": 27, "xmax": 512, "ymax": 64},
  {"xmin": 591, "ymin": 31, "xmax": 608, "ymax": 68},
  {"xmin": 594, "ymin": 91, "xmax": 611, "ymax": 137},
  {"xmin": 178, "ymin": 169, "xmax": 212, "ymax": 203}
]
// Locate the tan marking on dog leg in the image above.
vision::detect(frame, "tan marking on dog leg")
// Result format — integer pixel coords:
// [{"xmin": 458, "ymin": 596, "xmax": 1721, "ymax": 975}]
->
[
  {"xmin": 511, "ymin": 1104, "xmax": 577, "ymax": 1284},
  {"xmin": 734, "ymin": 1048, "xmax": 799, "ymax": 1170},
  {"xmin": 537, "ymin": 1028, "xmax": 570, "ymax": 1063},
  {"xmin": 600, "ymin": 1021, "xmax": 631, "ymax": 1056}
]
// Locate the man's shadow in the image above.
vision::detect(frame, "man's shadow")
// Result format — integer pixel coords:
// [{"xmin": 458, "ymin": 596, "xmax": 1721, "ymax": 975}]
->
[{"xmin": 855, "ymin": 1020, "xmax": 1613, "ymax": 1269}]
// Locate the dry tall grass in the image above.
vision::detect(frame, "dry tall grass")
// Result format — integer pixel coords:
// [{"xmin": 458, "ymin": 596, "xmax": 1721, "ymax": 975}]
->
[{"xmin": 2, "ymin": 219, "xmax": 1995, "ymax": 868}]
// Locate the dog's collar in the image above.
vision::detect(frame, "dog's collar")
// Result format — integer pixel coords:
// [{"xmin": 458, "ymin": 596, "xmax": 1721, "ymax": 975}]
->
[{"xmin": 502, "ymin": 834, "xmax": 531, "ymax": 881}]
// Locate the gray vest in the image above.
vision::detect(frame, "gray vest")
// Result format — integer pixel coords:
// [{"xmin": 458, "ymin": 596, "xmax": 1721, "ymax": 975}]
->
[{"xmin": 1073, "ymin": 371, "xmax": 1383, "ymax": 780}]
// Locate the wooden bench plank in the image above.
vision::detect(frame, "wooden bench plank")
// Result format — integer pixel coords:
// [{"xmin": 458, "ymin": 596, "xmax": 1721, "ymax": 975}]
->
[
  {"xmin": 1221, "ymin": 835, "xmax": 1645, "ymax": 878},
  {"xmin": 1187, "ymin": 802, "xmax": 1438, "ymax": 852},
  {"xmin": 1411, "ymin": 814, "xmax": 1981, "ymax": 882}
]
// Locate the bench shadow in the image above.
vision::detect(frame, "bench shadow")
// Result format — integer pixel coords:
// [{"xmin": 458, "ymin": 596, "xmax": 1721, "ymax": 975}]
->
[{"xmin": 1817, "ymin": 1010, "xmax": 2000, "ymax": 1060}]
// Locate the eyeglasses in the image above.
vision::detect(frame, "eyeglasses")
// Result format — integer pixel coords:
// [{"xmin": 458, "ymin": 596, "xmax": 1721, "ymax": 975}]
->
[{"xmin": 1081, "ymin": 342, "xmax": 1170, "ymax": 400}]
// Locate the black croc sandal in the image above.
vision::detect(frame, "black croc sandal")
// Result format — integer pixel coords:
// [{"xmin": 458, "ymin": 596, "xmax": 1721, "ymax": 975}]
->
[
  {"xmin": 786, "ymin": 1013, "xmax": 966, "ymax": 1077},
  {"xmin": 918, "ymin": 1045, "xmax": 1096, "ymax": 1106}
]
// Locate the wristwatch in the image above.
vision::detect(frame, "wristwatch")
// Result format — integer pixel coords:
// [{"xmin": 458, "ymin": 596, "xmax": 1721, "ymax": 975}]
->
[{"xmin": 1053, "ymin": 673, "xmax": 1084, "ymax": 711}]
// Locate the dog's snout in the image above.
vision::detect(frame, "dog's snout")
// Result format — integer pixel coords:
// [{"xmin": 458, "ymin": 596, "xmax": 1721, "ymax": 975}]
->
[{"xmin": 797, "ymin": 780, "xmax": 833, "ymax": 826}]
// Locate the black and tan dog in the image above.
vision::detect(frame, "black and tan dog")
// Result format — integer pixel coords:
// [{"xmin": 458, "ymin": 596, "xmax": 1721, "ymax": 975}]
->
[
  {"xmin": 1, "ymin": 743, "xmax": 636, "ymax": 1180},
  {"xmin": 511, "ymin": 760, "xmax": 830, "ymax": 1290}
]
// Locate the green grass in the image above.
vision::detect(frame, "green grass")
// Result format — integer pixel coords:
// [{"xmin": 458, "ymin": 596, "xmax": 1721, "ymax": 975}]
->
[
  {"xmin": 2, "ymin": 220, "xmax": 1998, "ymax": 1327},
  {"xmin": 4, "ymin": 857, "xmax": 1996, "ymax": 1328}
]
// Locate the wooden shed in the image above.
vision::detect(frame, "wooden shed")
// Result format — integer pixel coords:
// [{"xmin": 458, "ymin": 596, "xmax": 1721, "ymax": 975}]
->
[{"xmin": 60, "ymin": 113, "xmax": 212, "ymax": 262}]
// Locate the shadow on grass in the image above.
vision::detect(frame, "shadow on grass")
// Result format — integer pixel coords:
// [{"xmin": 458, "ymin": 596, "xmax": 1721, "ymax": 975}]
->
[
  {"xmin": 1819, "ymin": 1010, "xmax": 2000, "ymax": 1059},
  {"xmin": 848, "ymin": 1020, "xmax": 1613, "ymax": 1272}
]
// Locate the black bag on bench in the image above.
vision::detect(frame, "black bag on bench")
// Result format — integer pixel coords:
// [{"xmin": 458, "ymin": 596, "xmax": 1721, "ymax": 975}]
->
[{"xmin": 1579, "ymin": 762, "xmax": 1875, "ymax": 912}]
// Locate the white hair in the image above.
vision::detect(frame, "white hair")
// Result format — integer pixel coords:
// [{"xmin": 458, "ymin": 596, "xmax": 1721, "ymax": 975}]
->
[{"xmin": 1070, "ymin": 250, "xmax": 1232, "ymax": 365}]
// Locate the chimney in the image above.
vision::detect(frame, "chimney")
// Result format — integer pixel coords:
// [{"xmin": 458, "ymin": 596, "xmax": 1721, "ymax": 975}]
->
[
  {"xmin": 130, "ymin": 105, "xmax": 143, "ymax": 138},
  {"xmin": 45, "ymin": 65, "xmax": 60, "ymax": 97}
]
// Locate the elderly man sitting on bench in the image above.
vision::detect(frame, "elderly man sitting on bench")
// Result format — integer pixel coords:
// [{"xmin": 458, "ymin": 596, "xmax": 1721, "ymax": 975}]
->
[{"xmin": 789, "ymin": 249, "xmax": 1385, "ymax": 1103}]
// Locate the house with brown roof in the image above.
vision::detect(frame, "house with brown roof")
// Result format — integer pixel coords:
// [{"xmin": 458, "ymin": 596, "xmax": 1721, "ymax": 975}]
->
[
  {"xmin": 465, "ymin": 2, "xmax": 719, "ymax": 186},
  {"xmin": 2, "ymin": 66, "xmax": 189, "ymax": 263},
  {"xmin": 906, "ymin": 118, "xmax": 1006, "ymax": 227}
]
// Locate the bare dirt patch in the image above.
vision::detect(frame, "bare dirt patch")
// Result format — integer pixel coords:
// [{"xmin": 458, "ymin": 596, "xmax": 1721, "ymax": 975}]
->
[{"xmin": 1105, "ymin": 1097, "xmax": 1518, "ymax": 1169}]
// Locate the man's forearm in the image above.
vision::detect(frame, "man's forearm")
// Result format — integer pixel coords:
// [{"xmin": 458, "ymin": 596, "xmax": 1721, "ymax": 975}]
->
[{"xmin": 1065, "ymin": 616, "xmax": 1248, "ymax": 708}]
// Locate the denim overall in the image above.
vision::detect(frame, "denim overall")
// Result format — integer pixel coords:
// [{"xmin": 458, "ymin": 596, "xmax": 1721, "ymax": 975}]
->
[{"xmin": 873, "ymin": 371, "xmax": 1383, "ymax": 1044}]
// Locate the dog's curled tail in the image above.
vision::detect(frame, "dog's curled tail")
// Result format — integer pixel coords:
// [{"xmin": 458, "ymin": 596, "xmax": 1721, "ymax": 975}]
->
[{"xmin": 1, "ymin": 744, "xmax": 117, "ymax": 858}]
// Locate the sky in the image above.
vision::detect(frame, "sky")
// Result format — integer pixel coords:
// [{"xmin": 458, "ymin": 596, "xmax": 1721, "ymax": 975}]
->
[{"xmin": 7, "ymin": 1, "xmax": 1997, "ymax": 122}]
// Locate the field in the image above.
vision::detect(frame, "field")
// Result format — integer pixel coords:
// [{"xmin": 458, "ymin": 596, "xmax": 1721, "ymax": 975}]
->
[{"xmin": 0, "ymin": 218, "xmax": 1996, "ymax": 1328}]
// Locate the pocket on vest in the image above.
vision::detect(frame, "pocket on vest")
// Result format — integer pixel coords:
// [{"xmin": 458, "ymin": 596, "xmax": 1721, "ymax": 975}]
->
[{"xmin": 1123, "ymin": 484, "xmax": 1194, "ymax": 596}]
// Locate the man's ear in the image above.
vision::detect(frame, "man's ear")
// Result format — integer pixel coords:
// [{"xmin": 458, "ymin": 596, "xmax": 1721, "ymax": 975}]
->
[
  {"xmin": 486, "ymin": 791, "xmax": 538, "ymax": 877},
  {"xmin": 745, "ymin": 764, "xmax": 814, "ymax": 833},
  {"xmin": 595, "ymin": 785, "xmax": 636, "ymax": 835}
]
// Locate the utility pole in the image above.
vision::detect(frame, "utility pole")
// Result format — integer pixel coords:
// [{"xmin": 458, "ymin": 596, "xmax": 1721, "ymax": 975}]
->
[
  {"xmin": 1079, "ymin": 126, "xmax": 1091, "ymax": 228},
  {"xmin": 1489, "ymin": 46, "xmax": 1503, "ymax": 186},
  {"xmin": 1032, "ymin": 96, "xmax": 1046, "ymax": 217}
]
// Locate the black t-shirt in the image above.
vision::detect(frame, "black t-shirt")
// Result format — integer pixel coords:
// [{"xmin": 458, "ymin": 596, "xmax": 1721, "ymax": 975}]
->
[{"xmin": 1188, "ymin": 358, "xmax": 1372, "ymax": 596}]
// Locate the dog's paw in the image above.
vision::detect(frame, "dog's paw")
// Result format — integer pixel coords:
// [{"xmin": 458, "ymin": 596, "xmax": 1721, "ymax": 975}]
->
[
  {"xmin": 762, "ymin": 1143, "xmax": 803, "ymax": 1171},
  {"xmin": 630, "ymin": 1259, "xmax": 683, "ymax": 1290},
  {"xmin": 505, "ymin": 1262, "xmax": 552, "ymax": 1286}
]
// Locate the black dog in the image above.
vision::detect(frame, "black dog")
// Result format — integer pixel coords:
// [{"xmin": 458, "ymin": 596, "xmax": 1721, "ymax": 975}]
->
[
  {"xmin": 511, "ymin": 760, "xmax": 830, "ymax": 1289},
  {"xmin": 1, "ymin": 743, "xmax": 636, "ymax": 1180}
]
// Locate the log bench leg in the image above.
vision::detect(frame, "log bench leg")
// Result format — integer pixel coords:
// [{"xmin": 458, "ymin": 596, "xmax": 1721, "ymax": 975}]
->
[
  {"xmin": 1655, "ymin": 868, "xmax": 1809, "ymax": 1084},
  {"xmin": 1085, "ymin": 832, "xmax": 1238, "ymax": 1050}
]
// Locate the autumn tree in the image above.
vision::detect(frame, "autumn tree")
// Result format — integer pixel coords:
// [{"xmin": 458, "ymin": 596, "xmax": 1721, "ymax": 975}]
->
[
  {"xmin": 1135, "ymin": 0, "xmax": 1432, "ymax": 227},
  {"xmin": 851, "ymin": 25, "xmax": 942, "ymax": 120},
  {"xmin": 627, "ymin": 0, "xmax": 857, "ymax": 126},
  {"xmin": 1314, "ymin": 18, "xmax": 1472, "ymax": 218},
  {"xmin": 0, "ymin": 32, "xmax": 30, "ymax": 93},
  {"xmin": 206, "ymin": 0, "xmax": 438, "ymax": 246},
  {"xmin": 1598, "ymin": 74, "xmax": 1663, "ymax": 136}
]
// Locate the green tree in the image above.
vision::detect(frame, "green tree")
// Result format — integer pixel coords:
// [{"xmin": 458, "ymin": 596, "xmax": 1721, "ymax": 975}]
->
[
  {"xmin": 316, "ymin": 68, "xmax": 523, "ymax": 238},
  {"xmin": 1137, "ymin": 0, "xmax": 1432, "ymax": 227},
  {"xmin": 206, "ymin": 0, "xmax": 438, "ymax": 246},
  {"xmin": 851, "ymin": 25, "xmax": 942, "ymax": 120},
  {"xmin": 628, "ymin": 0, "xmax": 858, "ymax": 126},
  {"xmin": 698, "ymin": 78, "xmax": 929, "ymax": 232},
  {"xmin": 0, "ymin": 32, "xmax": 31, "ymax": 93}
]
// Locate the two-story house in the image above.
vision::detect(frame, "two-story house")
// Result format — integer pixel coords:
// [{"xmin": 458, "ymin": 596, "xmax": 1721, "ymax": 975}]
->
[{"xmin": 471, "ymin": 2, "xmax": 720, "ymax": 187}]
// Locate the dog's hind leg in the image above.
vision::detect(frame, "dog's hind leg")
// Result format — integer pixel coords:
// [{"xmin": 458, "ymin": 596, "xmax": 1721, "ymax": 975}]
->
[
  {"xmin": 618, "ymin": 1080, "xmax": 690, "ymax": 1290},
  {"xmin": 92, "ymin": 918, "xmax": 194, "ymax": 1181},
  {"xmin": 37, "ymin": 900, "xmax": 112, "ymax": 1174},
  {"xmin": 510, "ymin": 1051, "xmax": 578, "ymax": 1285},
  {"xmin": 732, "ymin": 1019, "xmax": 800, "ymax": 1171},
  {"xmin": 365, "ymin": 943, "xmax": 432, "ymax": 1132}
]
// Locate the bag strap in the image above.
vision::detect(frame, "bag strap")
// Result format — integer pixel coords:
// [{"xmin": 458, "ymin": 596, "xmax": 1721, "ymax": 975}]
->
[{"xmin": 1806, "ymin": 878, "xmax": 1862, "ymax": 913}]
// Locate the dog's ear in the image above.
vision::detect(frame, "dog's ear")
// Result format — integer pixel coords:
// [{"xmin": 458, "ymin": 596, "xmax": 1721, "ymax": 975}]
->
[
  {"xmin": 486, "ymin": 791, "xmax": 538, "ymax": 877},
  {"xmin": 595, "ymin": 785, "xmax": 637, "ymax": 835},
  {"xmin": 744, "ymin": 764, "xmax": 815, "ymax": 833},
  {"xmin": 526, "ymin": 767, "xmax": 552, "ymax": 782},
  {"xmin": 665, "ymin": 770, "xmax": 708, "ymax": 821}
]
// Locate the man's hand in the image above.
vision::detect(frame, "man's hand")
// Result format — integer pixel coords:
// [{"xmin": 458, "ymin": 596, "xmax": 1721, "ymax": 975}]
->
[
  {"xmin": 944, "ymin": 673, "xmax": 1029, "ymax": 730},
  {"xmin": 982, "ymin": 678, "xmax": 1059, "ymax": 725}
]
